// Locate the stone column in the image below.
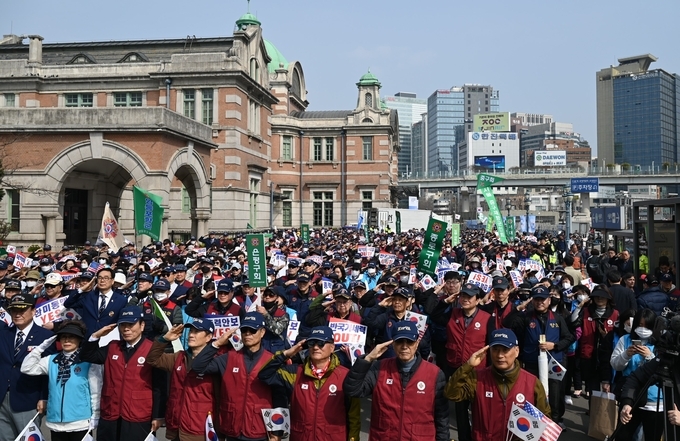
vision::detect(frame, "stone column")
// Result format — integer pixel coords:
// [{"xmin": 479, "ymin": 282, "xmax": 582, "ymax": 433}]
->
[
  {"xmin": 194, "ymin": 209, "xmax": 211, "ymax": 238},
  {"xmin": 161, "ymin": 211, "xmax": 170, "ymax": 243},
  {"xmin": 41, "ymin": 213, "xmax": 59, "ymax": 247}
]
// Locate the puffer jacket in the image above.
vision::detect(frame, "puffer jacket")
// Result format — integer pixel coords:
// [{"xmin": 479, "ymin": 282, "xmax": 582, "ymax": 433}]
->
[{"xmin": 636, "ymin": 287, "xmax": 668, "ymax": 316}]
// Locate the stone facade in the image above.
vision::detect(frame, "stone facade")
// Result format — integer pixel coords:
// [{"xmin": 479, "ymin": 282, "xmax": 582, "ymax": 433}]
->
[{"xmin": 0, "ymin": 12, "xmax": 398, "ymax": 247}]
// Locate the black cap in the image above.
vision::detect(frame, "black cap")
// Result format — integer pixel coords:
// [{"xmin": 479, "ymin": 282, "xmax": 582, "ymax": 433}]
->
[
  {"xmin": 333, "ymin": 289, "xmax": 352, "ymax": 299},
  {"xmin": 383, "ymin": 276, "xmax": 398, "ymax": 286},
  {"xmin": 492, "ymin": 277, "xmax": 509, "ymax": 290},
  {"xmin": 460, "ymin": 283, "xmax": 480, "ymax": 297},
  {"xmin": 55, "ymin": 322, "xmax": 86, "ymax": 339},
  {"xmin": 7, "ymin": 293, "xmax": 36, "ymax": 309},
  {"xmin": 391, "ymin": 287, "xmax": 414, "ymax": 299}
]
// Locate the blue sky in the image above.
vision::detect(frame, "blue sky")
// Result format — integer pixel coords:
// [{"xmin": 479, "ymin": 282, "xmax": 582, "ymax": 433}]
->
[{"xmin": 4, "ymin": 0, "xmax": 680, "ymax": 156}]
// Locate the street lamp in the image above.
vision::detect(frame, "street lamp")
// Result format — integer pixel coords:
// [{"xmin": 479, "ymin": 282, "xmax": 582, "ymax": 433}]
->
[
  {"xmin": 505, "ymin": 198, "xmax": 512, "ymax": 217},
  {"xmin": 563, "ymin": 187, "xmax": 574, "ymax": 238},
  {"xmin": 524, "ymin": 193, "xmax": 531, "ymax": 233}
]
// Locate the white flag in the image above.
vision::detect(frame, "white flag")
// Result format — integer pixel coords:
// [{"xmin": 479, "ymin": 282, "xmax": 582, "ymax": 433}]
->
[
  {"xmin": 547, "ymin": 353, "xmax": 567, "ymax": 381},
  {"xmin": 81, "ymin": 432, "xmax": 94, "ymax": 441},
  {"xmin": 99, "ymin": 202, "xmax": 126, "ymax": 253},
  {"xmin": 507, "ymin": 402, "xmax": 546, "ymax": 441},
  {"xmin": 261, "ymin": 408, "xmax": 290, "ymax": 436},
  {"xmin": 142, "ymin": 431, "xmax": 157, "ymax": 441},
  {"xmin": 13, "ymin": 413, "xmax": 42, "ymax": 441}
]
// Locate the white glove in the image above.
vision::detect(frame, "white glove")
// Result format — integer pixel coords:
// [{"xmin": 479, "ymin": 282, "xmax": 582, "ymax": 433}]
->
[
  {"xmin": 89, "ymin": 418, "xmax": 99, "ymax": 429},
  {"xmin": 37, "ymin": 335, "xmax": 58, "ymax": 353}
]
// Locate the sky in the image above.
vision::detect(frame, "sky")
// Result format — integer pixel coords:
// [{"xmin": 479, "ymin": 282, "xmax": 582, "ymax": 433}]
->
[{"xmin": 4, "ymin": 0, "xmax": 680, "ymax": 155}]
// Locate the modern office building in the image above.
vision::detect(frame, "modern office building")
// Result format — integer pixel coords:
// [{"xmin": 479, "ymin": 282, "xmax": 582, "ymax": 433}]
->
[
  {"xmin": 520, "ymin": 122, "xmax": 592, "ymax": 167},
  {"xmin": 411, "ymin": 113, "xmax": 427, "ymax": 177},
  {"xmin": 596, "ymin": 54, "xmax": 680, "ymax": 168},
  {"xmin": 382, "ymin": 93, "xmax": 426, "ymax": 176},
  {"xmin": 511, "ymin": 112, "xmax": 553, "ymax": 127},
  {"xmin": 426, "ymin": 84, "xmax": 499, "ymax": 174}
]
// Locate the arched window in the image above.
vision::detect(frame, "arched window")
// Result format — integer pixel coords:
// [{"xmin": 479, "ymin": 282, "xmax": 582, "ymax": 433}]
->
[
  {"xmin": 365, "ymin": 93, "xmax": 373, "ymax": 107},
  {"xmin": 362, "ymin": 117, "xmax": 373, "ymax": 124},
  {"xmin": 250, "ymin": 58, "xmax": 260, "ymax": 84},
  {"xmin": 292, "ymin": 70, "xmax": 302, "ymax": 98}
]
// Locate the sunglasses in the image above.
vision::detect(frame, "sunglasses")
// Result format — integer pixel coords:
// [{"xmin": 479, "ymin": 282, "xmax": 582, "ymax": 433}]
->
[{"xmin": 306, "ymin": 340, "xmax": 329, "ymax": 349}]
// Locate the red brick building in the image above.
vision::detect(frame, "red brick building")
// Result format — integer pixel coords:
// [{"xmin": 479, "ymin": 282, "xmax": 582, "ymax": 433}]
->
[{"xmin": 0, "ymin": 12, "xmax": 398, "ymax": 247}]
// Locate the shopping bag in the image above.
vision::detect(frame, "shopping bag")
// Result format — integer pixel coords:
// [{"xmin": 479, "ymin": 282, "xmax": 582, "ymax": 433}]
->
[{"xmin": 587, "ymin": 391, "xmax": 617, "ymax": 440}]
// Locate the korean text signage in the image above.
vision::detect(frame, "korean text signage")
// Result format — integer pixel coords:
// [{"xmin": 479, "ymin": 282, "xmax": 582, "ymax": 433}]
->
[
  {"xmin": 246, "ymin": 234, "xmax": 267, "ymax": 287},
  {"xmin": 417, "ymin": 218, "xmax": 448, "ymax": 276},
  {"xmin": 300, "ymin": 224, "xmax": 310, "ymax": 243},
  {"xmin": 534, "ymin": 151, "xmax": 566, "ymax": 166},
  {"xmin": 571, "ymin": 177, "xmax": 599, "ymax": 193},
  {"xmin": 477, "ymin": 173, "xmax": 508, "ymax": 244},
  {"xmin": 473, "ymin": 112, "xmax": 510, "ymax": 132},
  {"xmin": 471, "ymin": 132, "xmax": 517, "ymax": 141}
]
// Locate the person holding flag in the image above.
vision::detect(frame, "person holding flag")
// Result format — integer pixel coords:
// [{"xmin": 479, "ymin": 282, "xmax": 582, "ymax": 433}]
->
[
  {"xmin": 139, "ymin": 279, "xmax": 183, "ymax": 342},
  {"xmin": 192, "ymin": 312, "xmax": 282, "ymax": 441},
  {"xmin": 445, "ymin": 328, "xmax": 550, "ymax": 441},
  {"xmin": 146, "ymin": 320, "xmax": 217, "ymax": 441}
]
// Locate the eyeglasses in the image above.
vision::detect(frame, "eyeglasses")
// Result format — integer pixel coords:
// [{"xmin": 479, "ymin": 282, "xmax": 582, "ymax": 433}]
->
[
  {"xmin": 445, "ymin": 280, "xmax": 461, "ymax": 284},
  {"xmin": 45, "ymin": 285, "xmax": 59, "ymax": 289},
  {"xmin": 307, "ymin": 340, "xmax": 328, "ymax": 348},
  {"xmin": 97, "ymin": 276, "xmax": 112, "ymax": 281}
]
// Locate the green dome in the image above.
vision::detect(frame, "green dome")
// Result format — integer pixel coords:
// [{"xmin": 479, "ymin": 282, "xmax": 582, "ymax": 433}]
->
[
  {"xmin": 380, "ymin": 100, "xmax": 388, "ymax": 110},
  {"xmin": 357, "ymin": 70, "xmax": 381, "ymax": 87},
  {"xmin": 236, "ymin": 12, "xmax": 261, "ymax": 28},
  {"xmin": 264, "ymin": 39, "xmax": 289, "ymax": 73}
]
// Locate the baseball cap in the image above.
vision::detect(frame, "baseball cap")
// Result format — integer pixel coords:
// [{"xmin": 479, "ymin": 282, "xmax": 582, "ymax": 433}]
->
[
  {"xmin": 489, "ymin": 328, "xmax": 518, "ymax": 348},
  {"xmin": 84, "ymin": 240, "xmax": 91, "ymax": 246},
  {"xmin": 460, "ymin": 283, "xmax": 480, "ymax": 297},
  {"xmin": 531, "ymin": 286, "xmax": 550, "ymax": 299},
  {"xmin": 117, "ymin": 306, "xmax": 144, "ymax": 324},
  {"xmin": 216, "ymin": 278, "xmax": 234, "ymax": 292},
  {"xmin": 0, "ymin": 261, "xmax": 7, "ymax": 270},
  {"xmin": 230, "ymin": 262, "xmax": 242, "ymax": 270},
  {"xmin": 241, "ymin": 311, "xmax": 266, "ymax": 331},
  {"xmin": 241, "ymin": 277, "xmax": 250, "ymax": 286},
  {"xmin": 174, "ymin": 264, "xmax": 188, "ymax": 272},
  {"xmin": 153, "ymin": 279, "xmax": 170, "ymax": 291},
  {"xmin": 553, "ymin": 266, "xmax": 566, "ymax": 273},
  {"xmin": 333, "ymin": 289, "xmax": 352, "ymax": 299},
  {"xmin": 43, "ymin": 244, "xmax": 52, "ymax": 251},
  {"xmin": 646, "ymin": 275, "xmax": 659, "ymax": 285},
  {"xmin": 186, "ymin": 318, "xmax": 215, "ymax": 334},
  {"xmin": 6, "ymin": 293, "xmax": 35, "ymax": 309},
  {"xmin": 661, "ymin": 273, "xmax": 674, "ymax": 283},
  {"xmin": 26, "ymin": 270, "xmax": 41, "ymax": 280},
  {"xmin": 44, "ymin": 273, "xmax": 64, "ymax": 286},
  {"xmin": 307, "ymin": 326, "xmax": 335, "ymax": 343},
  {"xmin": 391, "ymin": 287, "xmax": 414, "ymax": 299},
  {"xmin": 392, "ymin": 322, "xmax": 419, "ymax": 341},
  {"xmin": 5, "ymin": 279, "xmax": 21, "ymax": 290},
  {"xmin": 492, "ymin": 277, "xmax": 509, "ymax": 290},
  {"xmin": 79, "ymin": 271, "xmax": 95, "ymax": 281},
  {"xmin": 288, "ymin": 260, "xmax": 300, "ymax": 268},
  {"xmin": 321, "ymin": 261, "xmax": 333, "ymax": 269},
  {"xmin": 114, "ymin": 273, "xmax": 127, "ymax": 285},
  {"xmin": 39, "ymin": 257, "xmax": 51, "ymax": 265},
  {"xmin": 353, "ymin": 281, "xmax": 367, "ymax": 290},
  {"xmin": 138, "ymin": 272, "xmax": 154, "ymax": 283},
  {"xmin": 383, "ymin": 276, "xmax": 399, "ymax": 286},
  {"xmin": 297, "ymin": 274, "xmax": 310, "ymax": 283}
]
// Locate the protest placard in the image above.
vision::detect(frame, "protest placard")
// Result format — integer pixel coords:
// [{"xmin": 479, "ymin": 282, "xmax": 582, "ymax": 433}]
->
[
  {"xmin": 329, "ymin": 318, "xmax": 367, "ymax": 345},
  {"xmin": 467, "ymin": 272, "xmax": 493, "ymax": 293},
  {"xmin": 287, "ymin": 320, "xmax": 300, "ymax": 345},
  {"xmin": 404, "ymin": 310, "xmax": 428, "ymax": 340},
  {"xmin": 509, "ymin": 270, "xmax": 524, "ymax": 288},
  {"xmin": 207, "ymin": 315, "xmax": 240, "ymax": 338}
]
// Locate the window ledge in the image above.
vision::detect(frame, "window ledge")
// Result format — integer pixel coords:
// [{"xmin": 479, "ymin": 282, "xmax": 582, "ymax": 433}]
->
[{"xmin": 358, "ymin": 160, "xmax": 376, "ymax": 164}]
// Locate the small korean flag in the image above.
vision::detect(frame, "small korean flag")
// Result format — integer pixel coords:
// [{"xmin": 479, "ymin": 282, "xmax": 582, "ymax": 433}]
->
[
  {"xmin": 547, "ymin": 353, "xmax": 567, "ymax": 381},
  {"xmin": 261, "ymin": 408, "xmax": 290, "ymax": 436}
]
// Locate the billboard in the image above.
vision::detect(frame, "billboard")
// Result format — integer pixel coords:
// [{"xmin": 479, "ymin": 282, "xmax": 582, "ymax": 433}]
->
[
  {"xmin": 473, "ymin": 112, "xmax": 510, "ymax": 132},
  {"xmin": 474, "ymin": 156, "xmax": 506, "ymax": 172},
  {"xmin": 534, "ymin": 150, "xmax": 566, "ymax": 166}
]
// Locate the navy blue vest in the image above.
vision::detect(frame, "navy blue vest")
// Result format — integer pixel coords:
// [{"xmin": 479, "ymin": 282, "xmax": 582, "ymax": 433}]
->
[{"xmin": 521, "ymin": 310, "xmax": 563, "ymax": 364}]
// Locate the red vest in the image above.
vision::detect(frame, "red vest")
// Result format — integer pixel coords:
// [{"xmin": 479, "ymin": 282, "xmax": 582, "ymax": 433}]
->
[
  {"xmin": 579, "ymin": 307, "xmax": 618, "ymax": 359},
  {"xmin": 205, "ymin": 301, "xmax": 241, "ymax": 317},
  {"xmin": 369, "ymin": 358, "xmax": 440, "ymax": 441},
  {"xmin": 166, "ymin": 352, "xmax": 215, "ymax": 434},
  {"xmin": 290, "ymin": 364, "xmax": 349, "ymax": 441},
  {"xmin": 219, "ymin": 349, "xmax": 273, "ymax": 438},
  {"xmin": 472, "ymin": 367, "xmax": 537, "ymax": 441},
  {"xmin": 101, "ymin": 339, "xmax": 154, "ymax": 422},
  {"xmin": 328, "ymin": 311, "xmax": 362, "ymax": 324},
  {"xmin": 446, "ymin": 308, "xmax": 491, "ymax": 368}
]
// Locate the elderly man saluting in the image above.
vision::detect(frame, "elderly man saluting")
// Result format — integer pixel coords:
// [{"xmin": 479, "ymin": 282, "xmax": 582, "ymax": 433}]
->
[
  {"xmin": 343, "ymin": 321, "xmax": 449, "ymax": 440},
  {"xmin": 445, "ymin": 328, "xmax": 550, "ymax": 441}
]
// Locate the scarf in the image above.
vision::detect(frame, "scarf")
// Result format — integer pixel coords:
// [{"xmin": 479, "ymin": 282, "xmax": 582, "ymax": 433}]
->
[{"xmin": 56, "ymin": 349, "xmax": 80, "ymax": 386}]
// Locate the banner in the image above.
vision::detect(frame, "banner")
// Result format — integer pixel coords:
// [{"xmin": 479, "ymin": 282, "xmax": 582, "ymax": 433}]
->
[
  {"xmin": 207, "ymin": 316, "xmax": 240, "ymax": 338},
  {"xmin": 528, "ymin": 215, "xmax": 536, "ymax": 234},
  {"xmin": 417, "ymin": 218, "xmax": 448, "ymax": 277},
  {"xmin": 329, "ymin": 317, "xmax": 367, "ymax": 346},
  {"xmin": 505, "ymin": 217, "xmax": 516, "ymax": 240},
  {"xmin": 133, "ymin": 186, "xmax": 164, "ymax": 241},
  {"xmin": 99, "ymin": 202, "xmax": 126, "ymax": 253},
  {"xmin": 301, "ymin": 224, "xmax": 310, "ymax": 243},
  {"xmin": 246, "ymin": 234, "xmax": 267, "ymax": 288},
  {"xmin": 451, "ymin": 223, "xmax": 460, "ymax": 246},
  {"xmin": 357, "ymin": 246, "xmax": 375, "ymax": 258},
  {"xmin": 33, "ymin": 297, "xmax": 81, "ymax": 326},
  {"xmin": 477, "ymin": 174, "xmax": 507, "ymax": 243},
  {"xmin": 519, "ymin": 215, "xmax": 527, "ymax": 233},
  {"xmin": 486, "ymin": 216, "xmax": 494, "ymax": 233},
  {"xmin": 467, "ymin": 271, "xmax": 493, "ymax": 293}
]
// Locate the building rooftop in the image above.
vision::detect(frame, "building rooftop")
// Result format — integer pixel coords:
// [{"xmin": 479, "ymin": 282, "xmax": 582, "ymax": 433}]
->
[
  {"xmin": 617, "ymin": 54, "xmax": 658, "ymax": 71},
  {"xmin": 357, "ymin": 70, "xmax": 381, "ymax": 87},
  {"xmin": 291, "ymin": 110, "xmax": 352, "ymax": 119}
]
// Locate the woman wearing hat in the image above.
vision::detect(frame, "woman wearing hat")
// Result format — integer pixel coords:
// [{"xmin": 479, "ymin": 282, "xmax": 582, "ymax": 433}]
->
[{"xmin": 20, "ymin": 320, "xmax": 101, "ymax": 441}]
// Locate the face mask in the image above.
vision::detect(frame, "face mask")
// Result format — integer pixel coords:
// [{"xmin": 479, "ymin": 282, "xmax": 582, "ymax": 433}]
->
[
  {"xmin": 153, "ymin": 292, "xmax": 168, "ymax": 302},
  {"xmin": 351, "ymin": 270, "xmax": 359, "ymax": 277},
  {"xmin": 98, "ymin": 259, "xmax": 107, "ymax": 265},
  {"xmin": 262, "ymin": 300, "xmax": 277, "ymax": 310},
  {"xmin": 577, "ymin": 294, "xmax": 588, "ymax": 303},
  {"xmin": 635, "ymin": 327, "xmax": 653, "ymax": 339},
  {"xmin": 26, "ymin": 281, "xmax": 37, "ymax": 288},
  {"xmin": 400, "ymin": 275, "xmax": 409, "ymax": 284},
  {"xmin": 40, "ymin": 266, "xmax": 51, "ymax": 272},
  {"xmin": 201, "ymin": 266, "xmax": 211, "ymax": 274},
  {"xmin": 562, "ymin": 282, "xmax": 571, "ymax": 289},
  {"xmin": 550, "ymin": 297, "xmax": 560, "ymax": 307},
  {"xmin": 81, "ymin": 262, "xmax": 89, "ymax": 269},
  {"xmin": 367, "ymin": 268, "xmax": 376, "ymax": 276}
]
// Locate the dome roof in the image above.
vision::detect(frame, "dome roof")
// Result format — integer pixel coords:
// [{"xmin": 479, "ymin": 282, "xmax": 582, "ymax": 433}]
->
[
  {"xmin": 264, "ymin": 39, "xmax": 289, "ymax": 73},
  {"xmin": 357, "ymin": 70, "xmax": 381, "ymax": 87},
  {"xmin": 236, "ymin": 12, "xmax": 261, "ymax": 28}
]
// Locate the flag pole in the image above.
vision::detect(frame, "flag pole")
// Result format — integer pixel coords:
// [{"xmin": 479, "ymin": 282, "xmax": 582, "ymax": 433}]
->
[{"xmin": 13, "ymin": 412, "xmax": 40, "ymax": 441}]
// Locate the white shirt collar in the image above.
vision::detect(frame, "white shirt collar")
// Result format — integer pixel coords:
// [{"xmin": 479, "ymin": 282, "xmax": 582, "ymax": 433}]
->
[
  {"xmin": 99, "ymin": 289, "xmax": 113, "ymax": 300},
  {"xmin": 16, "ymin": 321, "xmax": 33, "ymax": 338}
]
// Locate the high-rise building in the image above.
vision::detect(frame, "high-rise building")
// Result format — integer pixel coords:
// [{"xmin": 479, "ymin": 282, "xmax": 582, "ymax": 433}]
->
[
  {"xmin": 511, "ymin": 112, "xmax": 553, "ymax": 127},
  {"xmin": 426, "ymin": 85, "xmax": 499, "ymax": 175},
  {"xmin": 596, "ymin": 54, "xmax": 680, "ymax": 168},
  {"xmin": 382, "ymin": 93, "xmax": 427, "ymax": 176},
  {"xmin": 411, "ymin": 113, "xmax": 427, "ymax": 177},
  {"xmin": 519, "ymin": 122, "xmax": 591, "ymax": 167}
]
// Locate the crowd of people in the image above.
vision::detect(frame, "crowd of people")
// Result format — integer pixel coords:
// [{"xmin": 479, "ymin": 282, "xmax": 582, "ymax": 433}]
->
[{"xmin": 0, "ymin": 227, "xmax": 678, "ymax": 441}]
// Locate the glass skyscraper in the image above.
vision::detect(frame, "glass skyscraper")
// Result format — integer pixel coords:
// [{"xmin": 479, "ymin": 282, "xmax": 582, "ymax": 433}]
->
[
  {"xmin": 382, "ymin": 92, "xmax": 427, "ymax": 176},
  {"xmin": 612, "ymin": 70, "xmax": 680, "ymax": 167}
]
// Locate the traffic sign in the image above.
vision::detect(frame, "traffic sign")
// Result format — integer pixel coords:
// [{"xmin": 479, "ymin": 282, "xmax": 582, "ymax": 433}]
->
[{"xmin": 571, "ymin": 177, "xmax": 599, "ymax": 193}]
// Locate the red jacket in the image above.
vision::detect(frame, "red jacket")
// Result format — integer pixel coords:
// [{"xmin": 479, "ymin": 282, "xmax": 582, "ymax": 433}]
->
[
  {"xmin": 205, "ymin": 301, "xmax": 241, "ymax": 318},
  {"xmin": 290, "ymin": 364, "xmax": 349, "ymax": 441},
  {"xmin": 166, "ymin": 352, "xmax": 215, "ymax": 434},
  {"xmin": 219, "ymin": 349, "xmax": 273, "ymax": 438},
  {"xmin": 101, "ymin": 339, "xmax": 154, "ymax": 422},
  {"xmin": 446, "ymin": 308, "xmax": 491, "ymax": 368},
  {"xmin": 472, "ymin": 367, "xmax": 537, "ymax": 441},
  {"xmin": 369, "ymin": 358, "xmax": 439, "ymax": 440},
  {"xmin": 579, "ymin": 306, "xmax": 618, "ymax": 359}
]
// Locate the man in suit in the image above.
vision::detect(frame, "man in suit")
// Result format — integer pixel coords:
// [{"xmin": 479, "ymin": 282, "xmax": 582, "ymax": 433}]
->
[
  {"xmin": 0, "ymin": 293, "xmax": 55, "ymax": 440},
  {"xmin": 64, "ymin": 267, "xmax": 127, "ymax": 337}
]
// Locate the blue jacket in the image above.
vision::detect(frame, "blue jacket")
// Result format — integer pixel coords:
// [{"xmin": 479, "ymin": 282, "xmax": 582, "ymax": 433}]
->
[
  {"xmin": 47, "ymin": 354, "xmax": 93, "ymax": 423},
  {"xmin": 636, "ymin": 287, "xmax": 668, "ymax": 316},
  {"xmin": 0, "ymin": 324, "xmax": 55, "ymax": 412},
  {"xmin": 63, "ymin": 288, "xmax": 127, "ymax": 337},
  {"xmin": 619, "ymin": 334, "xmax": 661, "ymax": 405}
]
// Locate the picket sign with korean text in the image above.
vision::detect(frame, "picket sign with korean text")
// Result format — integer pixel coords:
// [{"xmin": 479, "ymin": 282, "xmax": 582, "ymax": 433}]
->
[
  {"xmin": 496, "ymin": 255, "xmax": 505, "ymax": 270},
  {"xmin": 467, "ymin": 272, "xmax": 493, "ymax": 293},
  {"xmin": 378, "ymin": 252, "xmax": 396, "ymax": 266},
  {"xmin": 404, "ymin": 310, "xmax": 428, "ymax": 340},
  {"xmin": 287, "ymin": 320, "xmax": 300, "ymax": 345},
  {"xmin": 358, "ymin": 246, "xmax": 375, "ymax": 258},
  {"xmin": 308, "ymin": 255, "xmax": 323, "ymax": 266},
  {"xmin": 34, "ymin": 297, "xmax": 81, "ymax": 326},
  {"xmin": 509, "ymin": 270, "xmax": 524, "ymax": 288},
  {"xmin": 328, "ymin": 317, "xmax": 367, "ymax": 346},
  {"xmin": 207, "ymin": 316, "xmax": 240, "ymax": 339},
  {"xmin": 269, "ymin": 253, "xmax": 287, "ymax": 267}
]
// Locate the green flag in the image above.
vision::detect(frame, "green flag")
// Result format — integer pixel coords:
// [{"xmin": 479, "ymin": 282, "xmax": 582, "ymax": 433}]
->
[
  {"xmin": 451, "ymin": 223, "xmax": 460, "ymax": 246},
  {"xmin": 476, "ymin": 174, "xmax": 508, "ymax": 244},
  {"xmin": 133, "ymin": 186, "xmax": 164, "ymax": 241},
  {"xmin": 505, "ymin": 217, "xmax": 516, "ymax": 240},
  {"xmin": 150, "ymin": 298, "xmax": 183, "ymax": 352},
  {"xmin": 246, "ymin": 234, "xmax": 267, "ymax": 288},
  {"xmin": 486, "ymin": 216, "xmax": 494, "ymax": 232},
  {"xmin": 417, "ymin": 218, "xmax": 448, "ymax": 276},
  {"xmin": 301, "ymin": 224, "xmax": 310, "ymax": 244}
]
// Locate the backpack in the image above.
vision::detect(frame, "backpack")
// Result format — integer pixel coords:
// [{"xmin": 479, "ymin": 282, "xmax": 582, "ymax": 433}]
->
[{"xmin": 587, "ymin": 255, "xmax": 610, "ymax": 283}]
